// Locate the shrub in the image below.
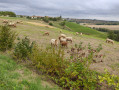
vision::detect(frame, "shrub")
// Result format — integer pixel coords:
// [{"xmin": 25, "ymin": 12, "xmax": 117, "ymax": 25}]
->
[
  {"xmin": 28, "ymin": 42, "xmax": 104, "ymax": 89},
  {"xmin": 0, "ymin": 25, "xmax": 17, "ymax": 51},
  {"xmin": 29, "ymin": 46, "xmax": 67, "ymax": 76},
  {"xmin": 49, "ymin": 22, "xmax": 53, "ymax": 26},
  {"xmin": 60, "ymin": 21, "xmax": 65, "ymax": 26},
  {"xmin": 13, "ymin": 37, "xmax": 35, "ymax": 60},
  {"xmin": 43, "ymin": 16, "xmax": 49, "ymax": 23},
  {"xmin": 98, "ymin": 69, "xmax": 119, "ymax": 90},
  {"xmin": 115, "ymin": 33, "xmax": 119, "ymax": 41},
  {"xmin": 108, "ymin": 31, "xmax": 115, "ymax": 40}
]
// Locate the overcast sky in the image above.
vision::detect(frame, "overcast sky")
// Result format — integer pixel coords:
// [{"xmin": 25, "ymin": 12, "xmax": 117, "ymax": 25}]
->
[{"xmin": 0, "ymin": 0, "xmax": 119, "ymax": 21}]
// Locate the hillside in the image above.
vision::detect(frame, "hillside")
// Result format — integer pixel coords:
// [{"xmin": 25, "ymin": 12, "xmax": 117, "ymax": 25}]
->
[
  {"xmin": 0, "ymin": 16, "xmax": 119, "ymax": 89},
  {"xmin": 0, "ymin": 17, "xmax": 118, "ymax": 74},
  {"xmin": 0, "ymin": 54, "xmax": 58, "ymax": 89},
  {"xmin": 66, "ymin": 21, "xmax": 107, "ymax": 38}
]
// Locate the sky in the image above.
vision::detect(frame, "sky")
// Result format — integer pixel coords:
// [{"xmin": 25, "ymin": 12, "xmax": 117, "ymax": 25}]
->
[{"xmin": 0, "ymin": 0, "xmax": 119, "ymax": 21}]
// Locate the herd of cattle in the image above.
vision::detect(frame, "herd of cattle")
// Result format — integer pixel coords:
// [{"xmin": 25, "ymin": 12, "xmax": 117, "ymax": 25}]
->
[
  {"xmin": 2, "ymin": 19, "xmax": 114, "ymax": 46},
  {"xmin": 2, "ymin": 20, "xmax": 23, "ymax": 27},
  {"xmin": 43, "ymin": 31, "xmax": 114, "ymax": 48}
]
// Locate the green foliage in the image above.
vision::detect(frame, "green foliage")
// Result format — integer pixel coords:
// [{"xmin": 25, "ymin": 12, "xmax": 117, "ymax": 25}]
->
[
  {"xmin": 107, "ymin": 31, "xmax": 119, "ymax": 42},
  {"xmin": 96, "ymin": 44, "xmax": 103, "ymax": 52},
  {"xmin": 108, "ymin": 31, "xmax": 115, "ymax": 40},
  {"xmin": 60, "ymin": 21, "xmax": 65, "ymax": 26},
  {"xmin": 49, "ymin": 22, "xmax": 53, "ymax": 26},
  {"xmin": 27, "ymin": 43, "xmax": 104, "ymax": 89},
  {"xmin": 98, "ymin": 69, "xmax": 119, "ymax": 90},
  {"xmin": 43, "ymin": 16, "xmax": 49, "ymax": 23},
  {"xmin": 13, "ymin": 37, "xmax": 35, "ymax": 60},
  {"xmin": 29, "ymin": 45, "xmax": 66, "ymax": 76},
  {"xmin": 115, "ymin": 32, "xmax": 119, "ymax": 41},
  {"xmin": 49, "ymin": 16, "xmax": 62, "ymax": 21},
  {"xmin": 0, "ymin": 25, "xmax": 17, "ymax": 51},
  {"xmin": 26, "ymin": 16, "xmax": 31, "ymax": 19},
  {"xmin": 0, "ymin": 11, "xmax": 16, "ymax": 17},
  {"xmin": 0, "ymin": 54, "xmax": 52, "ymax": 90}
]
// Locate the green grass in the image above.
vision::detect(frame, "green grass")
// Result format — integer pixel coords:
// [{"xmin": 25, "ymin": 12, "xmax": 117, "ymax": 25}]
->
[
  {"xmin": 66, "ymin": 22, "xmax": 107, "ymax": 39},
  {"xmin": 0, "ymin": 54, "xmax": 54, "ymax": 90}
]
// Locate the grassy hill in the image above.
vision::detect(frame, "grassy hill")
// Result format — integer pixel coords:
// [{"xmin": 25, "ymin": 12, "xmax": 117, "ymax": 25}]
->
[
  {"xmin": 66, "ymin": 21, "xmax": 107, "ymax": 38},
  {"xmin": 0, "ymin": 16, "xmax": 119, "ymax": 89},
  {"xmin": 0, "ymin": 54, "xmax": 59, "ymax": 90}
]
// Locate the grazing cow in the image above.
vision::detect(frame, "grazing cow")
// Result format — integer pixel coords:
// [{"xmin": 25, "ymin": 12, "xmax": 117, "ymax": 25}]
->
[
  {"xmin": 43, "ymin": 32, "xmax": 49, "ymax": 36},
  {"xmin": 16, "ymin": 21, "xmax": 23, "ymax": 24},
  {"xmin": 66, "ymin": 37, "xmax": 72, "ymax": 43},
  {"xmin": 60, "ymin": 34, "xmax": 66, "ymax": 38},
  {"xmin": 59, "ymin": 36, "xmax": 66, "ymax": 43},
  {"xmin": 8, "ymin": 22, "xmax": 16, "ymax": 27},
  {"xmin": 3, "ymin": 20, "xmax": 8, "ymax": 23},
  {"xmin": 51, "ymin": 39, "xmax": 58, "ymax": 47},
  {"xmin": 106, "ymin": 38, "xmax": 114, "ymax": 44},
  {"xmin": 60, "ymin": 41, "xmax": 68, "ymax": 47}
]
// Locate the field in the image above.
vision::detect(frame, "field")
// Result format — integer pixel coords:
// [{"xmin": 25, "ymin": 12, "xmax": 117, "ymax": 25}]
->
[
  {"xmin": 66, "ymin": 22, "xmax": 107, "ymax": 38},
  {"xmin": 0, "ymin": 16, "xmax": 119, "ymax": 89},
  {"xmin": 84, "ymin": 24, "xmax": 119, "ymax": 30}
]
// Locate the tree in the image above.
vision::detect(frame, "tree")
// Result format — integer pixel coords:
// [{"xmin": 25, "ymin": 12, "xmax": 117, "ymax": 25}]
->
[
  {"xmin": 43, "ymin": 16, "xmax": 49, "ymax": 23},
  {"xmin": 60, "ymin": 21, "xmax": 65, "ymax": 26},
  {"xmin": 0, "ymin": 25, "xmax": 17, "ymax": 51},
  {"xmin": 49, "ymin": 22, "xmax": 53, "ymax": 26},
  {"xmin": 26, "ymin": 16, "xmax": 31, "ymax": 19},
  {"xmin": 115, "ymin": 33, "xmax": 119, "ymax": 41},
  {"xmin": 0, "ymin": 11, "xmax": 16, "ymax": 17},
  {"xmin": 108, "ymin": 31, "xmax": 115, "ymax": 40}
]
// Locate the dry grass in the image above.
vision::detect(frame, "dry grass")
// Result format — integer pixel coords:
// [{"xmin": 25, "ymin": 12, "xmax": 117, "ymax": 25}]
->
[
  {"xmin": 26, "ymin": 21, "xmax": 55, "ymax": 28},
  {"xmin": 0, "ymin": 17, "xmax": 119, "ymax": 76},
  {"xmin": 85, "ymin": 25, "xmax": 119, "ymax": 30}
]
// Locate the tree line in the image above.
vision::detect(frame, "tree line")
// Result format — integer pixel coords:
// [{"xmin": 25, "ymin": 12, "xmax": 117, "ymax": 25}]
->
[
  {"xmin": 0, "ymin": 11, "xmax": 16, "ymax": 17},
  {"xmin": 92, "ymin": 27, "xmax": 119, "ymax": 41}
]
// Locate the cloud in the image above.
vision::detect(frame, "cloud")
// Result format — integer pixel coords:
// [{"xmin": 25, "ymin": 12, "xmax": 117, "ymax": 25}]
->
[{"xmin": 0, "ymin": 0, "xmax": 119, "ymax": 21}]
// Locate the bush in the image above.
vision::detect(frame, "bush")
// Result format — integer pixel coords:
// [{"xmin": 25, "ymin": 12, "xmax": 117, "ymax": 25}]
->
[
  {"xmin": 98, "ymin": 69, "xmax": 119, "ymax": 90},
  {"xmin": 28, "ymin": 42, "xmax": 104, "ymax": 89},
  {"xmin": 49, "ymin": 22, "xmax": 53, "ymax": 26},
  {"xmin": 13, "ymin": 37, "xmax": 35, "ymax": 60},
  {"xmin": 29, "ymin": 46, "xmax": 67, "ymax": 75},
  {"xmin": 115, "ymin": 33, "xmax": 119, "ymax": 41},
  {"xmin": 0, "ymin": 25, "xmax": 17, "ymax": 51},
  {"xmin": 108, "ymin": 31, "xmax": 115, "ymax": 40},
  {"xmin": 43, "ymin": 16, "xmax": 49, "ymax": 23},
  {"xmin": 60, "ymin": 21, "xmax": 65, "ymax": 26}
]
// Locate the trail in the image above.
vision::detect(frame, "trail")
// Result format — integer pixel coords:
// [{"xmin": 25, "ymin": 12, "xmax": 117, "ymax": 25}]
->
[{"xmin": 26, "ymin": 21, "xmax": 55, "ymax": 28}]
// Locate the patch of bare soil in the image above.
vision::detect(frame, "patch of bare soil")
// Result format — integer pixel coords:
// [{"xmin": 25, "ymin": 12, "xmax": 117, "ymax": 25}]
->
[{"xmin": 26, "ymin": 21, "xmax": 55, "ymax": 28}]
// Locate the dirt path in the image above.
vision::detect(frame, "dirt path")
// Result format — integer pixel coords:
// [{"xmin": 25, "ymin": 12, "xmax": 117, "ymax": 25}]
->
[{"xmin": 26, "ymin": 21, "xmax": 55, "ymax": 28}]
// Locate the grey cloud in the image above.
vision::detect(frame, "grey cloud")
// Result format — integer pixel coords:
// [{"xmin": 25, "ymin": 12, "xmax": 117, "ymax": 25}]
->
[{"xmin": 0, "ymin": 0, "xmax": 119, "ymax": 21}]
